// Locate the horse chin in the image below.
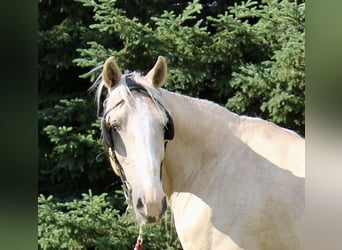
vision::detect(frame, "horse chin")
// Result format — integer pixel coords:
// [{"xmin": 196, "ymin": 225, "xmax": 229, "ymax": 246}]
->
[{"xmin": 136, "ymin": 213, "xmax": 159, "ymax": 224}]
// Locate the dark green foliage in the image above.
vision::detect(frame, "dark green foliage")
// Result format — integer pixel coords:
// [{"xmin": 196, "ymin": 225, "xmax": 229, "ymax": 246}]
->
[
  {"xmin": 74, "ymin": 0, "xmax": 305, "ymax": 134},
  {"xmin": 74, "ymin": 0, "xmax": 263, "ymax": 99},
  {"xmin": 226, "ymin": 0, "xmax": 305, "ymax": 135},
  {"xmin": 38, "ymin": 190, "xmax": 181, "ymax": 249},
  {"xmin": 39, "ymin": 0, "xmax": 91, "ymax": 95},
  {"xmin": 38, "ymin": 98, "xmax": 117, "ymax": 197}
]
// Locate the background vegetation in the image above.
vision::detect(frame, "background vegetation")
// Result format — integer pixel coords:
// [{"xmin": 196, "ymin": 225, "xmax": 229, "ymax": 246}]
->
[{"xmin": 38, "ymin": 0, "xmax": 305, "ymax": 249}]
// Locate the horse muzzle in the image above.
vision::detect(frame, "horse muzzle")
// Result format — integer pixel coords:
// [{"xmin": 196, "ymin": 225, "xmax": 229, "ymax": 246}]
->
[{"xmin": 133, "ymin": 189, "xmax": 167, "ymax": 224}]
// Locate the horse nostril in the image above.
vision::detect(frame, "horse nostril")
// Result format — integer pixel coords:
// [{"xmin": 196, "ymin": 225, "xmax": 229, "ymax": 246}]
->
[{"xmin": 136, "ymin": 198, "xmax": 144, "ymax": 209}]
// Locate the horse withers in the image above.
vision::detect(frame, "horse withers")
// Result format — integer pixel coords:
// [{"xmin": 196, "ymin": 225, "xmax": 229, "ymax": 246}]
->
[{"xmin": 96, "ymin": 56, "xmax": 305, "ymax": 250}]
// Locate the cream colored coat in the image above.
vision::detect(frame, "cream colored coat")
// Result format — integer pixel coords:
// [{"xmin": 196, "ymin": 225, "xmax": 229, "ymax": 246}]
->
[
  {"xmin": 100, "ymin": 56, "xmax": 305, "ymax": 250},
  {"xmin": 161, "ymin": 90, "xmax": 304, "ymax": 250}
]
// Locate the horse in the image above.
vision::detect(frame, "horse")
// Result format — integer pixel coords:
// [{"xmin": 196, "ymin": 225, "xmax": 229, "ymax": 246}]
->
[{"xmin": 95, "ymin": 56, "xmax": 305, "ymax": 250}]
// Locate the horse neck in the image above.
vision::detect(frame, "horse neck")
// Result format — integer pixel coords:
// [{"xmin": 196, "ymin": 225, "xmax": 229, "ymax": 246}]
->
[{"xmin": 160, "ymin": 89, "xmax": 241, "ymax": 197}]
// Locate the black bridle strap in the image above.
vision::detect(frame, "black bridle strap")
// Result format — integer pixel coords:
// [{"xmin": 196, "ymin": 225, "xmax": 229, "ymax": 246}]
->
[{"xmin": 108, "ymin": 147, "xmax": 133, "ymax": 209}]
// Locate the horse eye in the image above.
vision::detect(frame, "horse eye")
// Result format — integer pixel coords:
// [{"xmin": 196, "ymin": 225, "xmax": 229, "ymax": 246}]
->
[{"xmin": 111, "ymin": 122, "xmax": 121, "ymax": 131}]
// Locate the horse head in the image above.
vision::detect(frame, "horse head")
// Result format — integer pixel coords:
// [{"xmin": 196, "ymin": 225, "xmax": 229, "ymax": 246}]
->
[{"xmin": 100, "ymin": 56, "xmax": 173, "ymax": 224}]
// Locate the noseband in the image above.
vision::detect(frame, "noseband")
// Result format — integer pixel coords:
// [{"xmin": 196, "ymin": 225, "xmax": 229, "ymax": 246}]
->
[{"xmin": 101, "ymin": 76, "xmax": 174, "ymax": 208}]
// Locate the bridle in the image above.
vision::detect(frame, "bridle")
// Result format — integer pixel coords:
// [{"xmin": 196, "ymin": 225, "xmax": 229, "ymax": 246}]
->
[{"xmin": 101, "ymin": 76, "xmax": 174, "ymax": 209}]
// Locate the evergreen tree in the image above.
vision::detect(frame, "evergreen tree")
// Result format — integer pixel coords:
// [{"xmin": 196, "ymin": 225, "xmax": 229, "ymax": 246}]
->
[{"xmin": 75, "ymin": 0, "xmax": 305, "ymax": 134}]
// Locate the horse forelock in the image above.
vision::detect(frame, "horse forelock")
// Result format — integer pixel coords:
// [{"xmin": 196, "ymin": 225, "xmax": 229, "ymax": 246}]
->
[{"xmin": 92, "ymin": 71, "xmax": 170, "ymax": 125}]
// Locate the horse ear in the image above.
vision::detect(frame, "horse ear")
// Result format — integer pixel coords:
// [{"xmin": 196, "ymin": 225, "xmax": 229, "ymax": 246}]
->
[
  {"xmin": 103, "ymin": 56, "xmax": 122, "ymax": 89},
  {"xmin": 145, "ymin": 56, "xmax": 167, "ymax": 87}
]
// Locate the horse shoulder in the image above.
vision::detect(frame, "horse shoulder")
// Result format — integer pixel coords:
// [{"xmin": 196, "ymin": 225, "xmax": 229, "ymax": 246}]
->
[{"xmin": 238, "ymin": 116, "xmax": 305, "ymax": 177}]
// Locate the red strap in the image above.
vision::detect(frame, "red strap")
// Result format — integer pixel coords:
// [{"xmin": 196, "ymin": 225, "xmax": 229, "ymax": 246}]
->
[{"xmin": 134, "ymin": 240, "xmax": 143, "ymax": 250}]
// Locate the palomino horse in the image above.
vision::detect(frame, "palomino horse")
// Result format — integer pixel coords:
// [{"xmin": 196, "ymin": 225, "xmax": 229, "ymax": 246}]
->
[{"xmin": 96, "ymin": 56, "xmax": 305, "ymax": 250}]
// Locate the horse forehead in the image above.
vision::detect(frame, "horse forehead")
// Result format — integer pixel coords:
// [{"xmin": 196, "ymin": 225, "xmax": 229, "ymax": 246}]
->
[
  {"xmin": 104, "ymin": 83, "xmax": 166, "ymax": 125},
  {"xmin": 127, "ymin": 99, "xmax": 163, "ymax": 130},
  {"xmin": 134, "ymin": 94, "xmax": 159, "ymax": 113}
]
